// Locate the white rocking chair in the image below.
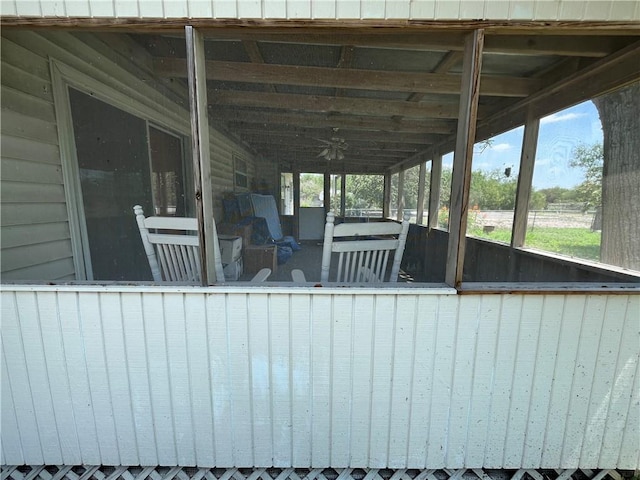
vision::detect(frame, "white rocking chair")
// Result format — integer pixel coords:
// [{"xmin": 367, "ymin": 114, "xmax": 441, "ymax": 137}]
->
[
  {"xmin": 134, "ymin": 205, "xmax": 271, "ymax": 283},
  {"xmin": 291, "ymin": 212, "xmax": 410, "ymax": 283}
]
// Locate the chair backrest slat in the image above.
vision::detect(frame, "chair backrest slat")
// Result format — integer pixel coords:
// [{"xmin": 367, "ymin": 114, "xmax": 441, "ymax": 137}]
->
[{"xmin": 320, "ymin": 212, "xmax": 410, "ymax": 283}]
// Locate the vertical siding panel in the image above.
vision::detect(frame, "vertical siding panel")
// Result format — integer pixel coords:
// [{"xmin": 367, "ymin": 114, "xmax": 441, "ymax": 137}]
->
[
  {"xmin": 142, "ymin": 293, "xmax": 177, "ymax": 465},
  {"xmin": 330, "ymin": 295, "xmax": 354, "ymax": 467},
  {"xmin": 407, "ymin": 295, "xmax": 439, "ymax": 468},
  {"xmin": 459, "ymin": 0, "xmax": 485, "ymax": 19},
  {"xmin": 270, "ymin": 294, "xmax": 292, "ymax": 466},
  {"xmin": 426, "ymin": 294, "xmax": 458, "ymax": 467},
  {"xmin": 237, "ymin": 0, "xmax": 263, "ymax": 18},
  {"xmin": 120, "ymin": 292, "xmax": 158, "ymax": 466},
  {"xmin": 599, "ymin": 297, "xmax": 639, "ymax": 467},
  {"xmin": 291, "ymin": 294, "xmax": 312, "ymax": 466},
  {"xmin": 561, "ymin": 296, "xmax": 606, "ymax": 467},
  {"xmin": 207, "ymin": 293, "xmax": 234, "ymax": 466},
  {"xmin": 484, "ymin": 295, "xmax": 524, "ymax": 467},
  {"xmin": 409, "ymin": 0, "xmax": 436, "ymax": 19},
  {"xmin": 164, "ymin": 293, "xmax": 196, "ymax": 466},
  {"xmin": 113, "ymin": 0, "xmax": 139, "ymax": 17},
  {"xmin": 162, "ymin": 0, "xmax": 189, "ymax": 17},
  {"xmin": 384, "ymin": 0, "xmax": 410, "ymax": 17},
  {"xmin": 369, "ymin": 294, "xmax": 396, "ymax": 467},
  {"xmin": 311, "ymin": 294, "xmax": 332, "ymax": 466},
  {"xmin": 361, "ymin": 0, "xmax": 385, "ymax": 18},
  {"xmin": 336, "ymin": 0, "xmax": 359, "ymax": 18},
  {"xmin": 580, "ymin": 296, "xmax": 630, "ymax": 465},
  {"xmin": 187, "ymin": 0, "xmax": 214, "ymax": 17},
  {"xmin": 79, "ymin": 292, "xmax": 119, "ymax": 464},
  {"xmin": 57, "ymin": 292, "xmax": 100, "ymax": 464},
  {"xmin": 138, "ymin": 0, "xmax": 164, "ymax": 17},
  {"xmin": 504, "ymin": 296, "xmax": 543, "ymax": 468},
  {"xmin": 434, "ymin": 0, "xmax": 460, "ymax": 18},
  {"xmin": 264, "ymin": 0, "xmax": 287, "ymax": 18},
  {"xmin": 227, "ymin": 293, "xmax": 254, "ymax": 465},
  {"xmin": 465, "ymin": 295, "xmax": 501, "ymax": 466},
  {"xmin": 99, "ymin": 292, "xmax": 139, "ymax": 465},
  {"xmin": 446, "ymin": 295, "xmax": 481, "ymax": 468},
  {"xmin": 388, "ymin": 295, "xmax": 418, "ymax": 467},
  {"xmin": 540, "ymin": 296, "xmax": 586, "ymax": 468},
  {"xmin": 63, "ymin": 0, "xmax": 91, "ymax": 16},
  {"xmin": 558, "ymin": 0, "xmax": 586, "ymax": 20},
  {"xmin": 617, "ymin": 357, "xmax": 640, "ymax": 469},
  {"xmin": 184, "ymin": 293, "xmax": 215, "ymax": 467},
  {"xmin": 509, "ymin": 0, "xmax": 535, "ymax": 19},
  {"xmin": 350, "ymin": 294, "xmax": 375, "ymax": 467},
  {"xmin": 287, "ymin": 0, "xmax": 311, "ymax": 18},
  {"xmin": 1, "ymin": 347, "xmax": 25, "ymax": 464},
  {"xmin": 1, "ymin": 293, "xmax": 44, "ymax": 464},
  {"xmin": 35, "ymin": 292, "xmax": 82, "ymax": 464},
  {"xmin": 90, "ymin": 0, "xmax": 115, "ymax": 16},
  {"xmin": 14, "ymin": 292, "xmax": 63, "ymax": 464},
  {"xmin": 533, "ymin": 0, "xmax": 560, "ymax": 20},
  {"xmin": 248, "ymin": 293, "xmax": 273, "ymax": 466},
  {"xmin": 521, "ymin": 295, "xmax": 565, "ymax": 468}
]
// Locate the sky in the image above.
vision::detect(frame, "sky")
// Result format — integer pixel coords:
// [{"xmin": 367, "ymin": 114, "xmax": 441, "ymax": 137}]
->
[{"xmin": 442, "ymin": 100, "xmax": 604, "ymax": 190}]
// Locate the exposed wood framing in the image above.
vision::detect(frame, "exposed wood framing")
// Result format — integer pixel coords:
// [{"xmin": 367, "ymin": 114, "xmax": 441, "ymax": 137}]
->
[
  {"xmin": 210, "ymin": 90, "xmax": 462, "ymax": 119},
  {"xmin": 340, "ymin": 173, "xmax": 346, "ymax": 217},
  {"xmin": 397, "ymin": 169, "xmax": 405, "ymax": 221},
  {"xmin": 293, "ymin": 168, "xmax": 301, "ymax": 239},
  {"xmin": 383, "ymin": 173, "xmax": 391, "ymax": 219},
  {"xmin": 446, "ymin": 30, "xmax": 484, "ymax": 287},
  {"xmin": 324, "ymin": 171, "xmax": 331, "ymax": 216},
  {"xmin": 416, "ymin": 160, "xmax": 427, "ymax": 224},
  {"xmin": 154, "ymin": 58, "xmax": 538, "ymax": 97},
  {"xmin": 428, "ymin": 154, "xmax": 443, "ymax": 229},
  {"xmin": 185, "ymin": 26, "xmax": 221, "ymax": 284},
  {"xmin": 511, "ymin": 114, "xmax": 540, "ymax": 248}
]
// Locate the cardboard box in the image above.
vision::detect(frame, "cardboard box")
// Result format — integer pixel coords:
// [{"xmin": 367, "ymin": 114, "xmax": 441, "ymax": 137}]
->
[
  {"xmin": 223, "ymin": 257, "xmax": 243, "ymax": 281},
  {"xmin": 218, "ymin": 235, "xmax": 242, "ymax": 264},
  {"xmin": 244, "ymin": 244, "xmax": 277, "ymax": 275}
]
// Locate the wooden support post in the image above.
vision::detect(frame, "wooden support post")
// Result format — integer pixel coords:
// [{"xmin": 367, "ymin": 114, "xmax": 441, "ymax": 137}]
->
[
  {"xmin": 340, "ymin": 173, "xmax": 346, "ymax": 217},
  {"xmin": 397, "ymin": 169, "xmax": 405, "ymax": 221},
  {"xmin": 324, "ymin": 171, "xmax": 331, "ymax": 216},
  {"xmin": 428, "ymin": 154, "xmax": 443, "ymax": 229},
  {"xmin": 416, "ymin": 160, "xmax": 427, "ymax": 224},
  {"xmin": 512, "ymin": 114, "xmax": 540, "ymax": 247},
  {"xmin": 293, "ymin": 168, "xmax": 301, "ymax": 239},
  {"xmin": 186, "ymin": 26, "xmax": 223, "ymax": 284},
  {"xmin": 383, "ymin": 172, "xmax": 391, "ymax": 219},
  {"xmin": 445, "ymin": 30, "xmax": 485, "ymax": 287}
]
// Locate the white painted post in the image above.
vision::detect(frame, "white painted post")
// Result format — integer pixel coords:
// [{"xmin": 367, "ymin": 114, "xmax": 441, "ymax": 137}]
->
[{"xmin": 320, "ymin": 212, "xmax": 335, "ymax": 282}]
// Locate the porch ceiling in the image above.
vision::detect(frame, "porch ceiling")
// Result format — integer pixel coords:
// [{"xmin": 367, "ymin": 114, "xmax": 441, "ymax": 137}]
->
[{"xmin": 131, "ymin": 29, "xmax": 640, "ymax": 174}]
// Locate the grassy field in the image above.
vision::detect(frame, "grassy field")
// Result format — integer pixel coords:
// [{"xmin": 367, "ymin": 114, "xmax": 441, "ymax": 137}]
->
[{"xmin": 469, "ymin": 227, "xmax": 601, "ymax": 261}]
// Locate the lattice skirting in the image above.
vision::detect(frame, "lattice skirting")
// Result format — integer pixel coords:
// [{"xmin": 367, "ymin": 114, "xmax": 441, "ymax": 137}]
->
[{"xmin": 1, "ymin": 467, "xmax": 637, "ymax": 480}]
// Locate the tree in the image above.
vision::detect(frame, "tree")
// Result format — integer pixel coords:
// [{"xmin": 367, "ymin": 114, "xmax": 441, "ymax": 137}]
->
[
  {"xmin": 570, "ymin": 143, "xmax": 603, "ymax": 211},
  {"xmin": 592, "ymin": 81, "xmax": 640, "ymax": 270}
]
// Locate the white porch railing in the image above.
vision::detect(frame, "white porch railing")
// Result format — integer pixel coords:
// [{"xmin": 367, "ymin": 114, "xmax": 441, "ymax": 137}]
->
[{"xmin": 1, "ymin": 285, "xmax": 638, "ymax": 469}]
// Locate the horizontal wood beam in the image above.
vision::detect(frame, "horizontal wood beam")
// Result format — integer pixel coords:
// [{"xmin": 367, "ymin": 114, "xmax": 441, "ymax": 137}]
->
[
  {"xmin": 210, "ymin": 90, "xmax": 462, "ymax": 119},
  {"xmin": 243, "ymin": 135, "xmax": 427, "ymax": 153},
  {"xmin": 196, "ymin": 30, "xmax": 633, "ymax": 57},
  {"xmin": 216, "ymin": 109, "xmax": 457, "ymax": 134},
  {"xmin": 154, "ymin": 58, "xmax": 538, "ymax": 97},
  {"xmin": 230, "ymin": 124, "xmax": 441, "ymax": 146}
]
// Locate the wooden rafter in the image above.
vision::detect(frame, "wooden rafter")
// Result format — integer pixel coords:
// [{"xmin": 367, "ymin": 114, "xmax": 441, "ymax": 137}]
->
[
  {"xmin": 154, "ymin": 57, "xmax": 539, "ymax": 97},
  {"xmin": 209, "ymin": 90, "xmax": 462, "ymax": 119}
]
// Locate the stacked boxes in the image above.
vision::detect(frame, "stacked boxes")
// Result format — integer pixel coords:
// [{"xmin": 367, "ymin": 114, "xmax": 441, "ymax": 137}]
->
[{"xmin": 218, "ymin": 234, "xmax": 243, "ymax": 281}]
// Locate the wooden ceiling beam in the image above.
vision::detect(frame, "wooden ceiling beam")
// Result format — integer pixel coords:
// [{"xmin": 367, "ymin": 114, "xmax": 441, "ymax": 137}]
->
[
  {"xmin": 200, "ymin": 31, "xmax": 632, "ymax": 57},
  {"xmin": 228, "ymin": 123, "xmax": 443, "ymax": 144},
  {"xmin": 241, "ymin": 40, "xmax": 277, "ymax": 93},
  {"xmin": 214, "ymin": 109, "xmax": 457, "ymax": 134},
  {"xmin": 154, "ymin": 57, "xmax": 539, "ymax": 97},
  {"xmin": 210, "ymin": 90, "xmax": 462, "ymax": 119}
]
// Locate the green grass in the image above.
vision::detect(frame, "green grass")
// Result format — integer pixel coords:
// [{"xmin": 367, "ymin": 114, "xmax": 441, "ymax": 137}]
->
[{"xmin": 469, "ymin": 227, "xmax": 601, "ymax": 261}]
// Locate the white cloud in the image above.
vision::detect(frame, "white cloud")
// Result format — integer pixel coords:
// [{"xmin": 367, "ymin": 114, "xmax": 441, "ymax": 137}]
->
[
  {"xmin": 490, "ymin": 142, "xmax": 512, "ymax": 152},
  {"xmin": 541, "ymin": 112, "xmax": 587, "ymax": 125}
]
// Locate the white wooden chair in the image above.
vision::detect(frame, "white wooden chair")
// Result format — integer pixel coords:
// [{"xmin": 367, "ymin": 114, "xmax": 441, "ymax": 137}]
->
[
  {"xmin": 292, "ymin": 212, "xmax": 410, "ymax": 283},
  {"xmin": 134, "ymin": 205, "xmax": 271, "ymax": 283}
]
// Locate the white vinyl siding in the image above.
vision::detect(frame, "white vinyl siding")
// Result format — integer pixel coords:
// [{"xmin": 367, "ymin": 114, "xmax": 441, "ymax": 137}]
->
[
  {"xmin": 0, "ymin": 29, "xmax": 263, "ymax": 280},
  {"xmin": 3, "ymin": 0, "xmax": 639, "ymax": 20},
  {"xmin": 2, "ymin": 285, "xmax": 638, "ymax": 469}
]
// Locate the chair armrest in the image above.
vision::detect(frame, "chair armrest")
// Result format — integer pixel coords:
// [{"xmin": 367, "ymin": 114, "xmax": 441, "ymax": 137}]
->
[
  {"xmin": 251, "ymin": 268, "xmax": 272, "ymax": 282},
  {"xmin": 291, "ymin": 269, "xmax": 307, "ymax": 283}
]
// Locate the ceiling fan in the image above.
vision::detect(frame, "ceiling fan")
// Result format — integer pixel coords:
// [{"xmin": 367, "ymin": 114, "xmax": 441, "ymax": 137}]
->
[{"xmin": 317, "ymin": 136, "xmax": 348, "ymax": 161}]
